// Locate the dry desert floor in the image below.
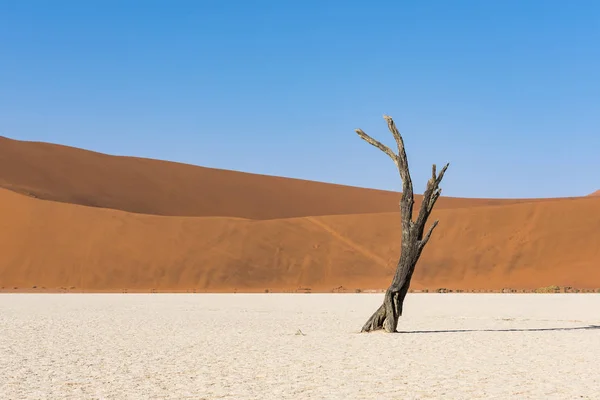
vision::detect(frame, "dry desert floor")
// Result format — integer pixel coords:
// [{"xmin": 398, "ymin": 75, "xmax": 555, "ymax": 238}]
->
[{"xmin": 1, "ymin": 293, "xmax": 599, "ymax": 399}]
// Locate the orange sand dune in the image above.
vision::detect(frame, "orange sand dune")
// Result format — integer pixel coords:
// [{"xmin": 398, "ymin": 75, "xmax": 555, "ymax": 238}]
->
[
  {"xmin": 0, "ymin": 136, "xmax": 551, "ymax": 219},
  {"xmin": 1, "ymin": 188, "xmax": 599, "ymax": 291},
  {"xmin": 589, "ymin": 190, "xmax": 600, "ymax": 197}
]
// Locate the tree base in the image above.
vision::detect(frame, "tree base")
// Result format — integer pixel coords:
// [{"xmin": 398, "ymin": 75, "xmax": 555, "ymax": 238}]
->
[{"xmin": 361, "ymin": 288, "xmax": 403, "ymax": 333}]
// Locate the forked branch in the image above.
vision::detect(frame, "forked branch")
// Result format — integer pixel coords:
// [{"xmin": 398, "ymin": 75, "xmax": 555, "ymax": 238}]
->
[{"xmin": 414, "ymin": 162, "xmax": 449, "ymax": 236}]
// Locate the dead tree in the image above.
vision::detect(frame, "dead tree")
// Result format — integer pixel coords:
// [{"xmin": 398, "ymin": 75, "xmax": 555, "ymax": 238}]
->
[{"xmin": 356, "ymin": 115, "xmax": 449, "ymax": 333}]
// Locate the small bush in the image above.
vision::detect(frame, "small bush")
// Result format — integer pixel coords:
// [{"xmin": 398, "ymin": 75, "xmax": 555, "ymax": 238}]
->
[{"xmin": 535, "ymin": 285, "xmax": 560, "ymax": 293}]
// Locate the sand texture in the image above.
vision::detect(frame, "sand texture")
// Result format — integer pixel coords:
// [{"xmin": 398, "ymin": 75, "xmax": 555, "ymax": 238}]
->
[
  {"xmin": 1, "ymin": 186, "xmax": 600, "ymax": 291},
  {"xmin": 1, "ymin": 293, "xmax": 599, "ymax": 399},
  {"xmin": 1, "ymin": 136, "xmax": 600, "ymax": 291}
]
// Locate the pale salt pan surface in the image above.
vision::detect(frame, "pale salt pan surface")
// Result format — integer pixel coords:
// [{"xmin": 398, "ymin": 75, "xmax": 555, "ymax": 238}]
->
[{"xmin": 1, "ymin": 293, "xmax": 600, "ymax": 399}]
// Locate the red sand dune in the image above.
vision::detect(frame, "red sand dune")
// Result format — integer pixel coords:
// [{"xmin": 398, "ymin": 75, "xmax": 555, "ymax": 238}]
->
[
  {"xmin": 0, "ymin": 136, "xmax": 549, "ymax": 219},
  {"xmin": 1, "ymin": 136, "xmax": 599, "ymax": 292}
]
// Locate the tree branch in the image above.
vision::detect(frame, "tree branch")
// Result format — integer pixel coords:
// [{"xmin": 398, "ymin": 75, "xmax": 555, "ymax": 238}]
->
[
  {"xmin": 427, "ymin": 162, "xmax": 449, "ymax": 213},
  {"xmin": 435, "ymin": 163, "xmax": 450, "ymax": 185},
  {"xmin": 428, "ymin": 188, "xmax": 442, "ymax": 212},
  {"xmin": 354, "ymin": 129, "xmax": 398, "ymax": 164},
  {"xmin": 419, "ymin": 220, "xmax": 439, "ymax": 249},
  {"xmin": 381, "ymin": 115, "xmax": 415, "ymax": 229},
  {"xmin": 383, "ymin": 115, "xmax": 413, "ymax": 193}
]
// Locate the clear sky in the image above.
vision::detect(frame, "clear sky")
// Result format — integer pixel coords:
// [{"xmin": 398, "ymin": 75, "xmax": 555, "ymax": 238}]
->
[{"xmin": 1, "ymin": 1, "xmax": 599, "ymax": 198}]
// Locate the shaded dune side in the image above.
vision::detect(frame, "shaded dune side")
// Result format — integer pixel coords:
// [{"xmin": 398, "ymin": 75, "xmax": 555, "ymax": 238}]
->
[
  {"xmin": 0, "ymin": 136, "xmax": 551, "ymax": 219},
  {"xmin": 1, "ymin": 188, "xmax": 599, "ymax": 291}
]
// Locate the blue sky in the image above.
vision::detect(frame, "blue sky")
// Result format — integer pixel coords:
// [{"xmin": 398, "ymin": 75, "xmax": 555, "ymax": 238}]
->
[{"xmin": 1, "ymin": 1, "xmax": 599, "ymax": 198}]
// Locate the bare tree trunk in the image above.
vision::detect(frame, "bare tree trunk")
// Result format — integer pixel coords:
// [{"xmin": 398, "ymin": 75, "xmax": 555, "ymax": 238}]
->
[{"xmin": 355, "ymin": 115, "xmax": 449, "ymax": 333}]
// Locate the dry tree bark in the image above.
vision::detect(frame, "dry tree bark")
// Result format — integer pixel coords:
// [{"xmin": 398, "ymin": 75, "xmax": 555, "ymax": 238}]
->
[{"xmin": 356, "ymin": 115, "xmax": 449, "ymax": 333}]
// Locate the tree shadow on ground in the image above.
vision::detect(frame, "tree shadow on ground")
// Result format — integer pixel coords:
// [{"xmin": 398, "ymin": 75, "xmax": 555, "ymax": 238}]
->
[{"xmin": 397, "ymin": 325, "xmax": 600, "ymax": 334}]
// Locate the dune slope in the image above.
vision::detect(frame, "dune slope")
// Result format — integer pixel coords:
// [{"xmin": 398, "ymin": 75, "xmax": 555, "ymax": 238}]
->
[
  {"xmin": 0, "ymin": 136, "xmax": 546, "ymax": 219},
  {"xmin": 1, "ymin": 188, "xmax": 599, "ymax": 291}
]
